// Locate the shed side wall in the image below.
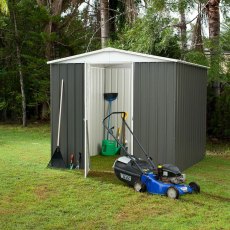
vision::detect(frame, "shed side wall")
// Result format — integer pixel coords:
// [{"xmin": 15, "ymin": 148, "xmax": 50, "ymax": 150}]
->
[
  {"xmin": 51, "ymin": 64, "xmax": 84, "ymax": 167},
  {"xmin": 175, "ymin": 63, "xmax": 207, "ymax": 170},
  {"xmin": 133, "ymin": 62, "xmax": 176, "ymax": 165}
]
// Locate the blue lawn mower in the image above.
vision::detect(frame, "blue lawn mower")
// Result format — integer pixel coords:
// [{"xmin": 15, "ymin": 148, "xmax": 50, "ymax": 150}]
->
[{"xmin": 103, "ymin": 112, "xmax": 200, "ymax": 199}]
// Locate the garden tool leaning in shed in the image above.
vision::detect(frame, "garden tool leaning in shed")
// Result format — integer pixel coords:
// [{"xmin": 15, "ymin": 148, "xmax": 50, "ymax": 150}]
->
[
  {"xmin": 121, "ymin": 112, "xmax": 128, "ymax": 150},
  {"xmin": 48, "ymin": 79, "xmax": 66, "ymax": 168},
  {"xmin": 101, "ymin": 93, "xmax": 120, "ymax": 156},
  {"xmin": 104, "ymin": 93, "xmax": 118, "ymax": 139}
]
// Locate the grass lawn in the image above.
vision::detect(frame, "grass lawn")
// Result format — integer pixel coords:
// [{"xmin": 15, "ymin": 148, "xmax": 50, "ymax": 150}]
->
[{"xmin": 0, "ymin": 124, "xmax": 229, "ymax": 230}]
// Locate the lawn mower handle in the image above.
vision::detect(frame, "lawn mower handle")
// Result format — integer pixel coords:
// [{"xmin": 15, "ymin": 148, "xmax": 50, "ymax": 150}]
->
[{"xmin": 103, "ymin": 112, "xmax": 156, "ymax": 171}]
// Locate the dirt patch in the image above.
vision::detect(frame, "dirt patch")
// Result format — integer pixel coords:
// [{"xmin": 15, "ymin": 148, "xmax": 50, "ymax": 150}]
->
[
  {"xmin": 181, "ymin": 198, "xmax": 206, "ymax": 207},
  {"xmin": 0, "ymin": 195, "xmax": 25, "ymax": 215},
  {"xmin": 202, "ymin": 192, "xmax": 230, "ymax": 203},
  {"xmin": 115, "ymin": 198, "xmax": 168, "ymax": 223},
  {"xmin": 0, "ymin": 209, "xmax": 17, "ymax": 215},
  {"xmin": 34, "ymin": 186, "xmax": 51, "ymax": 200}
]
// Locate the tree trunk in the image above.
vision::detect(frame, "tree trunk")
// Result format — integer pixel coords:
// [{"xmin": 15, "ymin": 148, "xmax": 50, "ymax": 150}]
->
[
  {"xmin": 179, "ymin": 0, "xmax": 187, "ymax": 58},
  {"xmin": 12, "ymin": 8, "xmax": 27, "ymax": 127},
  {"xmin": 180, "ymin": 11, "xmax": 187, "ymax": 51},
  {"xmin": 208, "ymin": 0, "xmax": 220, "ymax": 40},
  {"xmin": 100, "ymin": 0, "xmax": 109, "ymax": 48},
  {"xmin": 44, "ymin": 20, "xmax": 54, "ymax": 60},
  {"xmin": 192, "ymin": 3, "xmax": 203, "ymax": 51},
  {"xmin": 109, "ymin": 0, "xmax": 118, "ymax": 39},
  {"xmin": 41, "ymin": 102, "xmax": 49, "ymax": 120},
  {"xmin": 207, "ymin": 0, "xmax": 220, "ymax": 96},
  {"xmin": 125, "ymin": 0, "xmax": 137, "ymax": 24}
]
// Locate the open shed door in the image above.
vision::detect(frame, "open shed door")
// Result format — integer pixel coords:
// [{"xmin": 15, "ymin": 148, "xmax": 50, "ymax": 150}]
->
[
  {"xmin": 84, "ymin": 120, "xmax": 90, "ymax": 177},
  {"xmin": 84, "ymin": 64, "xmax": 91, "ymax": 177}
]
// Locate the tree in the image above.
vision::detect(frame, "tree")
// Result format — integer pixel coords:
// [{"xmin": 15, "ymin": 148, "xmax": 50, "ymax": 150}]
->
[
  {"xmin": 123, "ymin": 0, "xmax": 138, "ymax": 24},
  {"xmin": 110, "ymin": 6, "xmax": 181, "ymax": 58},
  {"xmin": 150, "ymin": 0, "xmax": 191, "ymax": 58},
  {"xmin": 11, "ymin": 1, "xmax": 27, "ymax": 126},
  {"xmin": 36, "ymin": 0, "xmax": 84, "ymax": 60},
  {"xmin": 0, "ymin": 0, "xmax": 93, "ymax": 123},
  {"xmin": 0, "ymin": 0, "xmax": 27, "ymax": 126},
  {"xmin": 0, "ymin": 0, "xmax": 8, "ymax": 14},
  {"xmin": 191, "ymin": 2, "xmax": 204, "ymax": 52},
  {"xmin": 178, "ymin": 0, "xmax": 187, "ymax": 56},
  {"xmin": 100, "ymin": 0, "xmax": 109, "ymax": 48},
  {"xmin": 109, "ymin": 0, "xmax": 118, "ymax": 39},
  {"xmin": 206, "ymin": 0, "xmax": 221, "ymax": 95}
]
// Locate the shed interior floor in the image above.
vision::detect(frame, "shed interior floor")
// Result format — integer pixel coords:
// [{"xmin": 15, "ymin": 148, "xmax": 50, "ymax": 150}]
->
[
  {"xmin": 88, "ymin": 155, "xmax": 123, "ymax": 185},
  {"xmin": 86, "ymin": 63, "xmax": 133, "ymax": 157},
  {"xmin": 90, "ymin": 155, "xmax": 117, "ymax": 171}
]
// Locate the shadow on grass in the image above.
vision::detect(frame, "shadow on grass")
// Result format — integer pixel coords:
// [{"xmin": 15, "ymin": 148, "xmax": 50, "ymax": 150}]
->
[
  {"xmin": 206, "ymin": 139, "xmax": 230, "ymax": 156},
  {"xmin": 88, "ymin": 170, "xmax": 125, "ymax": 186},
  {"xmin": 88, "ymin": 155, "xmax": 129, "ymax": 186}
]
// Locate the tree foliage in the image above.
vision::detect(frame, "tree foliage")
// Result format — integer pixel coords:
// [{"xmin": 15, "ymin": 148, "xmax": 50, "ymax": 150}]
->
[
  {"xmin": 0, "ymin": 0, "xmax": 229, "ymax": 138},
  {"xmin": 110, "ymin": 6, "xmax": 181, "ymax": 58},
  {"xmin": 0, "ymin": 0, "xmax": 97, "ymax": 121},
  {"xmin": 0, "ymin": 0, "xmax": 8, "ymax": 14}
]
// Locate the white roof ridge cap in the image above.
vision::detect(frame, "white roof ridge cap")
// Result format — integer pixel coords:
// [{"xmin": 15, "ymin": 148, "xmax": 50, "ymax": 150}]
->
[{"xmin": 102, "ymin": 47, "xmax": 116, "ymax": 51}]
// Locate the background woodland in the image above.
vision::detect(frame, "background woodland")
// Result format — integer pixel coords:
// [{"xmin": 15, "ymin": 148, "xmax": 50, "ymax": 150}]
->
[{"xmin": 0, "ymin": 0, "xmax": 229, "ymax": 138}]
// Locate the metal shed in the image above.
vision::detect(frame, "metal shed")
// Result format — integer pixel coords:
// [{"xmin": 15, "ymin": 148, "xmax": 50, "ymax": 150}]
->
[{"xmin": 47, "ymin": 47, "xmax": 207, "ymax": 174}]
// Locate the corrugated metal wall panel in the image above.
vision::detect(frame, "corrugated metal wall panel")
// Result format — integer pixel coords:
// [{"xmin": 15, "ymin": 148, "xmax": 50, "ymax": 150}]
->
[
  {"xmin": 74, "ymin": 64, "xmax": 84, "ymax": 168},
  {"xmin": 175, "ymin": 63, "xmax": 207, "ymax": 170},
  {"xmin": 67, "ymin": 65, "xmax": 75, "ymax": 163},
  {"xmin": 50, "ymin": 64, "xmax": 84, "ymax": 167},
  {"xmin": 165, "ymin": 63, "xmax": 177, "ymax": 164},
  {"xmin": 50, "ymin": 64, "xmax": 60, "ymax": 157},
  {"xmin": 105, "ymin": 67, "xmax": 132, "ymax": 151},
  {"xmin": 133, "ymin": 63, "xmax": 176, "ymax": 165},
  {"xmin": 87, "ymin": 67, "xmax": 105, "ymax": 155},
  {"xmin": 87, "ymin": 65, "xmax": 132, "ymax": 155},
  {"xmin": 59, "ymin": 65, "xmax": 68, "ymax": 163},
  {"xmin": 134, "ymin": 62, "xmax": 206, "ymax": 170},
  {"xmin": 157, "ymin": 63, "xmax": 168, "ymax": 163},
  {"xmin": 148, "ymin": 64, "xmax": 158, "ymax": 161}
]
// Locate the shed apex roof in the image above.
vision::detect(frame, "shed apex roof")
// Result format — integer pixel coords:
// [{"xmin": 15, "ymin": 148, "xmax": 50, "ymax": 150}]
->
[{"xmin": 47, "ymin": 47, "xmax": 208, "ymax": 69}]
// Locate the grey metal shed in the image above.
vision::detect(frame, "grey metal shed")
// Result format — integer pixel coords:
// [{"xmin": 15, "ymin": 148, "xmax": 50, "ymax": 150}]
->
[{"xmin": 48, "ymin": 47, "xmax": 207, "ymax": 175}]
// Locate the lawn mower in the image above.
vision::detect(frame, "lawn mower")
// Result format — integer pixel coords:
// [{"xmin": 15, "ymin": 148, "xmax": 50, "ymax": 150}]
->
[{"xmin": 103, "ymin": 112, "xmax": 200, "ymax": 199}]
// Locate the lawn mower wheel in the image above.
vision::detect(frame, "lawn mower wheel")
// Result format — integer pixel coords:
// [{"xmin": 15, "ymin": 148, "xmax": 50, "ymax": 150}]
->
[
  {"xmin": 167, "ymin": 187, "xmax": 179, "ymax": 199},
  {"xmin": 189, "ymin": 182, "xmax": 200, "ymax": 193}
]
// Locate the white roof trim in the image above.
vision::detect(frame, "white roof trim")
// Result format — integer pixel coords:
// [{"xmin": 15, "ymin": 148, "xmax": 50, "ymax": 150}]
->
[{"xmin": 47, "ymin": 47, "xmax": 208, "ymax": 69}]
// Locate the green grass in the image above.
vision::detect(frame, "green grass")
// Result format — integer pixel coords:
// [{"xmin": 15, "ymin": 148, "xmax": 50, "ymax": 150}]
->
[{"xmin": 0, "ymin": 124, "xmax": 229, "ymax": 230}]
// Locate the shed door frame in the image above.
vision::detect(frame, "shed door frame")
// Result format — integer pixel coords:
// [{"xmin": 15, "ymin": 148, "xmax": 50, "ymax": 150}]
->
[{"xmin": 84, "ymin": 62, "xmax": 134, "ymax": 175}]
